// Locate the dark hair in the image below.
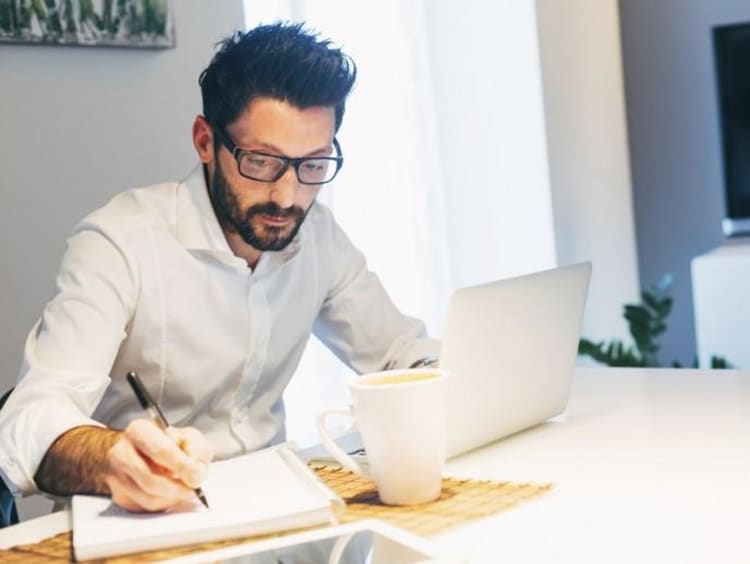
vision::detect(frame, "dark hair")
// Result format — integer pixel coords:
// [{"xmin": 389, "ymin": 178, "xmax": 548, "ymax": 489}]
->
[{"xmin": 199, "ymin": 22, "xmax": 356, "ymax": 132}]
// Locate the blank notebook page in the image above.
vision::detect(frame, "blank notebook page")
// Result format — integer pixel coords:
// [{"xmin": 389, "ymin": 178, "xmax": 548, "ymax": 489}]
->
[{"xmin": 72, "ymin": 445, "xmax": 335, "ymax": 560}]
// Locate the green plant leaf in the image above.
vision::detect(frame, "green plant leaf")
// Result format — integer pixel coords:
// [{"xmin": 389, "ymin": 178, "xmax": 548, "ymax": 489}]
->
[
  {"xmin": 655, "ymin": 296, "xmax": 673, "ymax": 317},
  {"xmin": 710, "ymin": 356, "xmax": 731, "ymax": 369},
  {"xmin": 577, "ymin": 274, "xmax": 733, "ymax": 369}
]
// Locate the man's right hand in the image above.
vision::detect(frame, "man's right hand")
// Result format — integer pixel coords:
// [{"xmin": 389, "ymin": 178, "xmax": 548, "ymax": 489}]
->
[{"xmin": 105, "ymin": 419, "xmax": 213, "ymax": 512}]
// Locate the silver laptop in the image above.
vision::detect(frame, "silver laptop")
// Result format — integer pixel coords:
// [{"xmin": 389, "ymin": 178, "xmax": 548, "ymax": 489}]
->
[
  {"xmin": 441, "ymin": 261, "xmax": 591, "ymax": 457},
  {"xmin": 301, "ymin": 262, "xmax": 591, "ymax": 463}
]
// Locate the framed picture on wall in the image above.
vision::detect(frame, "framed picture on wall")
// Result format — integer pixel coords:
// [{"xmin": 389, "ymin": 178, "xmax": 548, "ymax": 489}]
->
[{"xmin": 0, "ymin": 0, "xmax": 175, "ymax": 49}]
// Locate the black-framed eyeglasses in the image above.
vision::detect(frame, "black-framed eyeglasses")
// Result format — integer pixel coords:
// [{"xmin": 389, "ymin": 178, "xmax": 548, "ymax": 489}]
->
[{"xmin": 213, "ymin": 126, "xmax": 344, "ymax": 185}]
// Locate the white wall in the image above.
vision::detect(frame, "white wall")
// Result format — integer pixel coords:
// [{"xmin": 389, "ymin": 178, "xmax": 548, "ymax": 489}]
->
[
  {"xmin": 424, "ymin": 2, "xmax": 558, "ymax": 290},
  {"xmin": 425, "ymin": 0, "xmax": 639, "ymax": 344},
  {"xmin": 0, "ymin": 0, "xmax": 244, "ymax": 520},
  {"xmin": 535, "ymin": 0, "xmax": 641, "ymax": 342}
]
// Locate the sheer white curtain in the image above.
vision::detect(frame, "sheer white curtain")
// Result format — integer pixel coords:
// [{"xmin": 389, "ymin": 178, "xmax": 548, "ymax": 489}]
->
[{"xmin": 244, "ymin": 1, "xmax": 453, "ymax": 446}]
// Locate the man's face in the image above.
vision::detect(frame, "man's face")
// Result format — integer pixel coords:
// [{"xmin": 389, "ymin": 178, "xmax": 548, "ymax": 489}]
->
[{"xmin": 207, "ymin": 98, "xmax": 336, "ymax": 252}]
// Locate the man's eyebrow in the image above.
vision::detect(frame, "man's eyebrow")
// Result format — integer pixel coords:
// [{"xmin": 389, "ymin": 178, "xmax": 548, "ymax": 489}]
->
[{"xmin": 252, "ymin": 141, "xmax": 333, "ymax": 158}]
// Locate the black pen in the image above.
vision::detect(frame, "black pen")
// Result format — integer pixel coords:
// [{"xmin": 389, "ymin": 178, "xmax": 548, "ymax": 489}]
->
[{"xmin": 125, "ymin": 371, "xmax": 209, "ymax": 508}]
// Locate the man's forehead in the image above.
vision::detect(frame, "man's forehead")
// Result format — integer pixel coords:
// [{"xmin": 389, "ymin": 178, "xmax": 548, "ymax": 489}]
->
[
  {"xmin": 241, "ymin": 97, "xmax": 335, "ymax": 123},
  {"xmin": 227, "ymin": 97, "xmax": 336, "ymax": 153}
]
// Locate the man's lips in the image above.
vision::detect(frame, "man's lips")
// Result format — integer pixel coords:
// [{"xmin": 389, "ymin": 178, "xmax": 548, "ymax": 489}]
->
[{"xmin": 258, "ymin": 214, "xmax": 292, "ymax": 227}]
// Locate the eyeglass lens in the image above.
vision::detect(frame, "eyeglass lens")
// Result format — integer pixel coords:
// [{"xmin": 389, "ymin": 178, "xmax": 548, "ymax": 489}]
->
[{"xmin": 239, "ymin": 153, "xmax": 336, "ymax": 184}]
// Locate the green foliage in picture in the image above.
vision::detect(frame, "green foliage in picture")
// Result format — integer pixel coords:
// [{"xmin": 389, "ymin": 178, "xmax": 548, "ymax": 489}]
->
[
  {"xmin": 578, "ymin": 274, "xmax": 731, "ymax": 369},
  {"xmin": 0, "ymin": 0, "xmax": 173, "ymax": 47}
]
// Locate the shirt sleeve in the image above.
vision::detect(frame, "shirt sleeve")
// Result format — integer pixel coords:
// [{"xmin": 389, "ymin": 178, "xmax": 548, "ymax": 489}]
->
[
  {"xmin": 0, "ymin": 223, "xmax": 137, "ymax": 495},
  {"xmin": 313, "ymin": 216, "xmax": 441, "ymax": 375}
]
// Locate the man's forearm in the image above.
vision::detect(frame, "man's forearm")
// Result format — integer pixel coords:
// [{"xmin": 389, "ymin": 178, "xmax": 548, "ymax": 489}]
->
[{"xmin": 34, "ymin": 425, "xmax": 121, "ymax": 496}]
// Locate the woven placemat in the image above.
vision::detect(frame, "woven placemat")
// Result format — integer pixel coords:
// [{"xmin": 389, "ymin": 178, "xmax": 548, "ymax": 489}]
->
[
  {"xmin": 0, "ymin": 466, "xmax": 553, "ymax": 562},
  {"xmin": 313, "ymin": 465, "xmax": 553, "ymax": 536}
]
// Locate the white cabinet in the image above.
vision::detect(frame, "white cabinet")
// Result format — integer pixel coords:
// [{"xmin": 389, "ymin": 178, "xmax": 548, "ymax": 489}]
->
[{"xmin": 691, "ymin": 241, "xmax": 750, "ymax": 368}]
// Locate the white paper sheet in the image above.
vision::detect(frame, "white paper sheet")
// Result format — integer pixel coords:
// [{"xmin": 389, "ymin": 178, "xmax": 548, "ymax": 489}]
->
[{"xmin": 72, "ymin": 445, "xmax": 336, "ymax": 561}]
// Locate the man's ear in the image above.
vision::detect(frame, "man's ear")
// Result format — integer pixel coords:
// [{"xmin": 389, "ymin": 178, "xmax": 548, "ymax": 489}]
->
[{"xmin": 192, "ymin": 115, "xmax": 215, "ymax": 164}]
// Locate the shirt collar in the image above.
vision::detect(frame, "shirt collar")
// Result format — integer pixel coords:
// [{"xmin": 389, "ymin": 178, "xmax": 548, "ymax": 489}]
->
[
  {"xmin": 176, "ymin": 165, "xmax": 233, "ymax": 254},
  {"xmin": 176, "ymin": 165, "xmax": 304, "ymax": 266}
]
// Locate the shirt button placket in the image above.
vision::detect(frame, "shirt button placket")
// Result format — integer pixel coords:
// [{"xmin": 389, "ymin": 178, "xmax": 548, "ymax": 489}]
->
[{"xmin": 230, "ymin": 275, "xmax": 269, "ymax": 448}]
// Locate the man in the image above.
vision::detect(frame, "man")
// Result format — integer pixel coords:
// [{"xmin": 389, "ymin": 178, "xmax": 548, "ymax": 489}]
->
[{"xmin": 0, "ymin": 23, "xmax": 439, "ymax": 512}]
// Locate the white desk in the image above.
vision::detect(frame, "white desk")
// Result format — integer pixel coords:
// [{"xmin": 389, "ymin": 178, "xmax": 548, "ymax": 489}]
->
[
  {"xmin": 440, "ymin": 367, "xmax": 750, "ymax": 563},
  {"xmin": 2, "ymin": 367, "xmax": 749, "ymax": 563}
]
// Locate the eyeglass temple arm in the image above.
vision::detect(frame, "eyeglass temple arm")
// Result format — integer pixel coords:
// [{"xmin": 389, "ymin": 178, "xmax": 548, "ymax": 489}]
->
[{"xmin": 333, "ymin": 137, "xmax": 343, "ymax": 159}]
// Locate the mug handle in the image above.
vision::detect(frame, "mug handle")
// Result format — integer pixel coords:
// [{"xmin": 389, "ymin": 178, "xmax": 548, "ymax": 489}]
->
[{"xmin": 316, "ymin": 408, "xmax": 365, "ymax": 475}]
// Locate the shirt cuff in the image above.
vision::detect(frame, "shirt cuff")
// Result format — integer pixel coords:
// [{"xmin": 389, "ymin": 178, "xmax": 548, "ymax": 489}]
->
[{"xmin": 389, "ymin": 337, "xmax": 442, "ymax": 371}]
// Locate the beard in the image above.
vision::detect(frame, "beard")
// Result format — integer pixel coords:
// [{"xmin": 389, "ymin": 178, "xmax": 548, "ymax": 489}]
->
[{"xmin": 209, "ymin": 164, "xmax": 309, "ymax": 252}]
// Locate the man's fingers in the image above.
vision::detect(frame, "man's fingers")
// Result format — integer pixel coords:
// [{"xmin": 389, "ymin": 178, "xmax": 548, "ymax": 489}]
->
[
  {"xmin": 167, "ymin": 426, "xmax": 214, "ymax": 463},
  {"xmin": 106, "ymin": 472, "xmax": 190, "ymax": 513},
  {"xmin": 105, "ymin": 419, "xmax": 213, "ymax": 512},
  {"xmin": 108, "ymin": 430, "xmax": 196, "ymax": 507},
  {"xmin": 124, "ymin": 420, "xmax": 206, "ymax": 487}
]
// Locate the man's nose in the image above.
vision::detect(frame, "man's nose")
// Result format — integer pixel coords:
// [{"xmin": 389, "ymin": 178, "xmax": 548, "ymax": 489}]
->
[{"xmin": 269, "ymin": 166, "xmax": 298, "ymax": 208}]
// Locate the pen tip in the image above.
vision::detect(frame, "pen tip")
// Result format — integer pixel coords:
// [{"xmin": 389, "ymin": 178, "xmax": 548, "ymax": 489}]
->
[{"xmin": 199, "ymin": 493, "xmax": 209, "ymax": 508}]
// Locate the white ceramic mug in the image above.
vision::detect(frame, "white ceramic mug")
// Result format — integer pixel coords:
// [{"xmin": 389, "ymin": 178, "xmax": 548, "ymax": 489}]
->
[{"xmin": 317, "ymin": 368, "xmax": 449, "ymax": 505}]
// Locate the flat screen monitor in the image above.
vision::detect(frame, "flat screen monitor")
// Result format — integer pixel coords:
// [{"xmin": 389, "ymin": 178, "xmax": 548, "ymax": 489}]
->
[{"xmin": 713, "ymin": 21, "xmax": 750, "ymax": 237}]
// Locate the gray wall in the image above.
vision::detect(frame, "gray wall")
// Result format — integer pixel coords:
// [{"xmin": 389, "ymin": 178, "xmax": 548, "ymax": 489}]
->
[
  {"xmin": 0, "ymin": 0, "xmax": 244, "ymax": 519},
  {"xmin": 619, "ymin": 1, "xmax": 750, "ymax": 365}
]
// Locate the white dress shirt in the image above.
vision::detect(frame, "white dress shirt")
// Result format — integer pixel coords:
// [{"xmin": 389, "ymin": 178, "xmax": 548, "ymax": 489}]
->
[{"xmin": 0, "ymin": 166, "xmax": 439, "ymax": 495}]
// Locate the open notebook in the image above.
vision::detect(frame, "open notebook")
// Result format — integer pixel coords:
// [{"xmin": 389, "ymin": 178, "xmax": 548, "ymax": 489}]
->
[{"xmin": 72, "ymin": 444, "xmax": 342, "ymax": 561}]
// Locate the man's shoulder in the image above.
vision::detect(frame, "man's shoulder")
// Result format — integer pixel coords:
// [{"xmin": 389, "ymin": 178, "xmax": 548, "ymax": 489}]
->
[
  {"xmin": 302, "ymin": 201, "xmax": 345, "ymax": 247},
  {"xmin": 76, "ymin": 179, "xmax": 183, "ymax": 241},
  {"xmin": 305, "ymin": 200, "xmax": 348, "ymax": 240},
  {"xmin": 302, "ymin": 201, "xmax": 360, "ymax": 254},
  {"xmin": 306, "ymin": 200, "xmax": 335, "ymax": 227}
]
